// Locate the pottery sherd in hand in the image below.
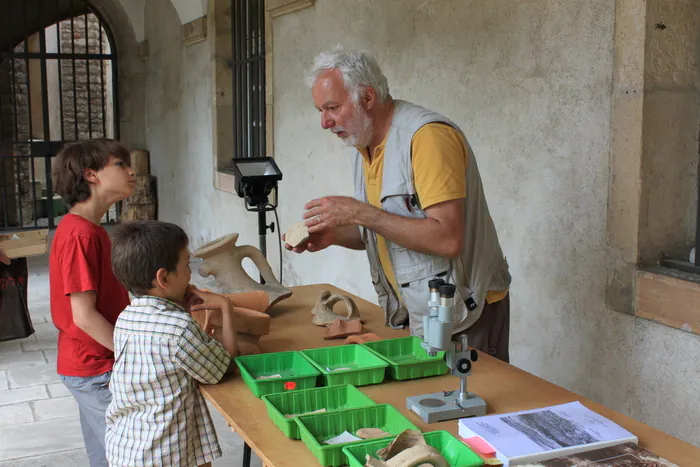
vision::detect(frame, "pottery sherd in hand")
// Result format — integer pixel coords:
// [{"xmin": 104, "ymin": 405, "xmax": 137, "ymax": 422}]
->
[{"xmin": 285, "ymin": 222, "xmax": 310, "ymax": 248}]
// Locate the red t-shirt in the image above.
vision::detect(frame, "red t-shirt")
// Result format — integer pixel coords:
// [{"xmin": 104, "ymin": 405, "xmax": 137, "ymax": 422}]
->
[{"xmin": 49, "ymin": 213, "xmax": 130, "ymax": 377}]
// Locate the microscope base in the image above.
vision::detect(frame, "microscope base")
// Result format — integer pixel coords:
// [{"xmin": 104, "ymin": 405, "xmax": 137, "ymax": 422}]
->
[{"xmin": 406, "ymin": 391, "xmax": 487, "ymax": 424}]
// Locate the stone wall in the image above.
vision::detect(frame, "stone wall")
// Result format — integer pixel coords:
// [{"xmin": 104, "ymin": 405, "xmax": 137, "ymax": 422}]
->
[
  {"xmin": 60, "ymin": 14, "xmax": 112, "ymax": 141},
  {"xmin": 0, "ymin": 59, "xmax": 19, "ymax": 226},
  {"xmin": 0, "ymin": 44, "xmax": 33, "ymax": 227}
]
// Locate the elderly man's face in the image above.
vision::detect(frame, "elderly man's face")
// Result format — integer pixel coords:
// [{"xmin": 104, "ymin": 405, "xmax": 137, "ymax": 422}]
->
[{"xmin": 312, "ymin": 69, "xmax": 373, "ymax": 147}]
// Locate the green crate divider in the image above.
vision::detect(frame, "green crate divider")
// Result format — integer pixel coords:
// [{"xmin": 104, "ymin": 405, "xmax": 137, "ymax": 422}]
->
[
  {"xmin": 261, "ymin": 384, "xmax": 377, "ymax": 439},
  {"xmin": 363, "ymin": 336, "xmax": 449, "ymax": 380},
  {"xmin": 234, "ymin": 351, "xmax": 321, "ymax": 398},
  {"xmin": 301, "ymin": 344, "xmax": 389, "ymax": 387},
  {"xmin": 342, "ymin": 430, "xmax": 484, "ymax": 467},
  {"xmin": 295, "ymin": 404, "xmax": 420, "ymax": 467}
]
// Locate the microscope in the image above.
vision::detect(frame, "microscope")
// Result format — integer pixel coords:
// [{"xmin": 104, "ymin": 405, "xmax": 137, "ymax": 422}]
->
[{"xmin": 406, "ymin": 279, "xmax": 487, "ymax": 423}]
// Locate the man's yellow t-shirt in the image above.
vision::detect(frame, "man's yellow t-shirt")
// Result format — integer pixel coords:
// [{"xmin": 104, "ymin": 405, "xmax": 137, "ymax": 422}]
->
[{"xmin": 360, "ymin": 122, "xmax": 507, "ymax": 305}]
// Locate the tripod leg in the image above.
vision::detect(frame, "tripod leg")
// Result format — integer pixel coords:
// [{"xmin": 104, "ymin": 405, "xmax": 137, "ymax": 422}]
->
[{"xmin": 242, "ymin": 442, "xmax": 251, "ymax": 467}]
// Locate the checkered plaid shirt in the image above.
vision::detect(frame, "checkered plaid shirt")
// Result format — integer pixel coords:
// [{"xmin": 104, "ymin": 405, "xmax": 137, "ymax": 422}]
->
[{"xmin": 105, "ymin": 296, "xmax": 231, "ymax": 467}]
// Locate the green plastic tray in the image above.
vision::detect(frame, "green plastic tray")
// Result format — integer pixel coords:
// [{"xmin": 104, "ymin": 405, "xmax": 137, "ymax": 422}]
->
[
  {"xmin": 234, "ymin": 351, "xmax": 321, "ymax": 398},
  {"xmin": 301, "ymin": 344, "xmax": 389, "ymax": 387},
  {"xmin": 261, "ymin": 385, "xmax": 377, "ymax": 439},
  {"xmin": 363, "ymin": 336, "xmax": 449, "ymax": 380},
  {"xmin": 342, "ymin": 430, "xmax": 484, "ymax": 467},
  {"xmin": 295, "ymin": 404, "xmax": 420, "ymax": 467}
]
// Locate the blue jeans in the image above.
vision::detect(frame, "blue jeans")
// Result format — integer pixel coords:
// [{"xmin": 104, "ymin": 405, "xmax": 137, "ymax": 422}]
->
[{"xmin": 60, "ymin": 371, "xmax": 112, "ymax": 467}]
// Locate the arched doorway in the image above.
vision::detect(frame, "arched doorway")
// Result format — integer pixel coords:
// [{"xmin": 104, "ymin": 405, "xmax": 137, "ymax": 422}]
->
[{"xmin": 0, "ymin": 0, "xmax": 119, "ymax": 230}]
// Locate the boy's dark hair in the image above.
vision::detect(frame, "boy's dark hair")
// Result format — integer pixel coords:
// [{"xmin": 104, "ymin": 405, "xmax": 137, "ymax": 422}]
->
[
  {"xmin": 53, "ymin": 139, "xmax": 131, "ymax": 207},
  {"xmin": 111, "ymin": 220, "xmax": 189, "ymax": 296}
]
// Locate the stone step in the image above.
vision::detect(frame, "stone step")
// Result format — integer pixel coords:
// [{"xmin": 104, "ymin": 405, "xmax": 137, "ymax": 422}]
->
[
  {"xmin": 0, "ymin": 341, "xmax": 23, "ymax": 355},
  {"xmin": 31, "ymin": 323, "xmax": 58, "ymax": 340},
  {"xmin": 20, "ymin": 338, "xmax": 57, "ymax": 353},
  {"xmin": 0, "ymin": 351, "xmax": 46, "ymax": 371},
  {"xmin": 7, "ymin": 365, "xmax": 60, "ymax": 389},
  {"xmin": 31, "ymin": 396, "xmax": 78, "ymax": 422},
  {"xmin": 0, "ymin": 448, "xmax": 87, "ymax": 467},
  {"xmin": 0, "ymin": 386, "xmax": 49, "ymax": 407},
  {"xmin": 0, "ymin": 402, "xmax": 34, "ymax": 428},
  {"xmin": 43, "ymin": 349, "xmax": 57, "ymax": 365},
  {"xmin": 46, "ymin": 383, "xmax": 71, "ymax": 398},
  {"xmin": 0, "ymin": 417, "xmax": 84, "ymax": 461}
]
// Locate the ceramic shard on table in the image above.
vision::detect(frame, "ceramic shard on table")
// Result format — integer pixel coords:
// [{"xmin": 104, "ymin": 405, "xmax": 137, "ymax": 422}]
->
[
  {"xmin": 376, "ymin": 430, "xmax": 426, "ymax": 461},
  {"xmin": 312, "ymin": 289, "xmax": 362, "ymax": 326},
  {"xmin": 365, "ymin": 445, "xmax": 447, "ymax": 467},
  {"xmin": 324, "ymin": 319, "xmax": 363, "ymax": 340},
  {"xmin": 344, "ymin": 333, "xmax": 382, "ymax": 345},
  {"xmin": 192, "ymin": 233, "xmax": 292, "ymax": 310},
  {"xmin": 356, "ymin": 428, "xmax": 392, "ymax": 440}
]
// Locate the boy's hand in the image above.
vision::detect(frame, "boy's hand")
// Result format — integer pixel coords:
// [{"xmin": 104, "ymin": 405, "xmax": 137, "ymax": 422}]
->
[
  {"xmin": 184, "ymin": 285, "xmax": 204, "ymax": 312},
  {"xmin": 203, "ymin": 310, "xmax": 222, "ymax": 338},
  {"xmin": 190, "ymin": 288, "xmax": 239, "ymax": 358},
  {"xmin": 188, "ymin": 287, "xmax": 233, "ymax": 313},
  {"xmin": 204, "ymin": 309, "xmax": 223, "ymax": 328}
]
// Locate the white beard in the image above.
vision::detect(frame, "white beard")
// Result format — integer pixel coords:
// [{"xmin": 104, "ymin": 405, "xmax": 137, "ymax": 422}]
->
[{"xmin": 332, "ymin": 105, "xmax": 373, "ymax": 148}]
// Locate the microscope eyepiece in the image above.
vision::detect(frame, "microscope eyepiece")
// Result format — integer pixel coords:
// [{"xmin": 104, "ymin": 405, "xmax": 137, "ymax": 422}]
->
[
  {"xmin": 429, "ymin": 279, "xmax": 445, "ymax": 291},
  {"xmin": 439, "ymin": 283, "xmax": 456, "ymax": 298}
]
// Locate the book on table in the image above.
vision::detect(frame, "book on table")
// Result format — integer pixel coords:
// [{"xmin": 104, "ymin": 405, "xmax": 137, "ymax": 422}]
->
[
  {"xmin": 457, "ymin": 401, "xmax": 639, "ymax": 466},
  {"xmin": 524, "ymin": 442, "xmax": 678, "ymax": 466}
]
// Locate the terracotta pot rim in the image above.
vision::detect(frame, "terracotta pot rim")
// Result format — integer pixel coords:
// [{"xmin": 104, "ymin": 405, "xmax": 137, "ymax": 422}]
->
[{"xmin": 193, "ymin": 233, "xmax": 239, "ymax": 258}]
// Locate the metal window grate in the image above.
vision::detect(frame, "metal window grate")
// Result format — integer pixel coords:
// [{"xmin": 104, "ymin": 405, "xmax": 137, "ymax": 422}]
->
[
  {"xmin": 0, "ymin": 0, "xmax": 119, "ymax": 230},
  {"xmin": 230, "ymin": 0, "xmax": 266, "ymax": 160},
  {"xmin": 661, "ymin": 124, "xmax": 700, "ymax": 275}
]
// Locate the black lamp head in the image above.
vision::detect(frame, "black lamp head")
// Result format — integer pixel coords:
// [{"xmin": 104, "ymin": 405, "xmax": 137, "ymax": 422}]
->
[{"xmin": 230, "ymin": 157, "xmax": 283, "ymax": 209}]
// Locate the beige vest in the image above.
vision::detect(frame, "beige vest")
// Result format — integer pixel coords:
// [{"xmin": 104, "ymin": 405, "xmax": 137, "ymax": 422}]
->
[{"xmin": 351, "ymin": 99, "xmax": 511, "ymax": 336}]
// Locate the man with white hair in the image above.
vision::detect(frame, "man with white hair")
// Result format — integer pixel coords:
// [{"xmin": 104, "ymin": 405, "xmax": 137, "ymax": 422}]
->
[{"xmin": 286, "ymin": 47, "xmax": 512, "ymax": 362}]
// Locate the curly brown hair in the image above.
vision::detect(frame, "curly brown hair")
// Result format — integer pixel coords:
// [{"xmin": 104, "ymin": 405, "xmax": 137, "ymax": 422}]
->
[{"xmin": 52, "ymin": 139, "xmax": 131, "ymax": 207}]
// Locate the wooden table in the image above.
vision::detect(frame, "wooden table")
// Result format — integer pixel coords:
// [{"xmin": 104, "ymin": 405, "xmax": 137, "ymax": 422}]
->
[{"xmin": 200, "ymin": 284, "xmax": 699, "ymax": 466}]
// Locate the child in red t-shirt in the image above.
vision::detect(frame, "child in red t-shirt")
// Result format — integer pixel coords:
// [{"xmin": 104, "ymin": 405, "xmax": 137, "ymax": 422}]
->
[{"xmin": 49, "ymin": 139, "xmax": 135, "ymax": 467}]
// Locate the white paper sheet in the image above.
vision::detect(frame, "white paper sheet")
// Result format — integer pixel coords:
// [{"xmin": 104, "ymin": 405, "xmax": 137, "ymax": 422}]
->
[
  {"xmin": 323, "ymin": 430, "xmax": 363, "ymax": 445},
  {"xmin": 458, "ymin": 401, "xmax": 637, "ymax": 464}
]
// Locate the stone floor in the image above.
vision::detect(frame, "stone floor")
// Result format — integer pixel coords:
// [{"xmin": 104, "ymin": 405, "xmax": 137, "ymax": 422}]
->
[{"xmin": 0, "ymin": 254, "xmax": 261, "ymax": 467}]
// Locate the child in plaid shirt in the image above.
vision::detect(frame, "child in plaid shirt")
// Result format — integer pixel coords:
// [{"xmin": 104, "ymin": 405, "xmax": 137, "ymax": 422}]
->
[{"xmin": 106, "ymin": 220, "xmax": 238, "ymax": 467}]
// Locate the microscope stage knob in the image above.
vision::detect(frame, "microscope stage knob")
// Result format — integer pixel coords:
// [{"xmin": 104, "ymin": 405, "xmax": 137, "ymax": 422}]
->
[{"xmin": 456, "ymin": 358, "xmax": 472, "ymax": 374}]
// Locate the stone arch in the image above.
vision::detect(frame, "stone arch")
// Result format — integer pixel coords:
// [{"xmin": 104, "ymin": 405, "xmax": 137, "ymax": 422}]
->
[
  {"xmin": 89, "ymin": 0, "xmax": 146, "ymax": 148},
  {"xmin": 0, "ymin": 0, "xmax": 145, "ymax": 149},
  {"xmin": 0, "ymin": 0, "xmax": 145, "ymax": 228}
]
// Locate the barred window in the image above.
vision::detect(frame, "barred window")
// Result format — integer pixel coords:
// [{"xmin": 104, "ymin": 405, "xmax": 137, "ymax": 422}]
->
[{"xmin": 230, "ymin": 0, "xmax": 266, "ymax": 160}]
